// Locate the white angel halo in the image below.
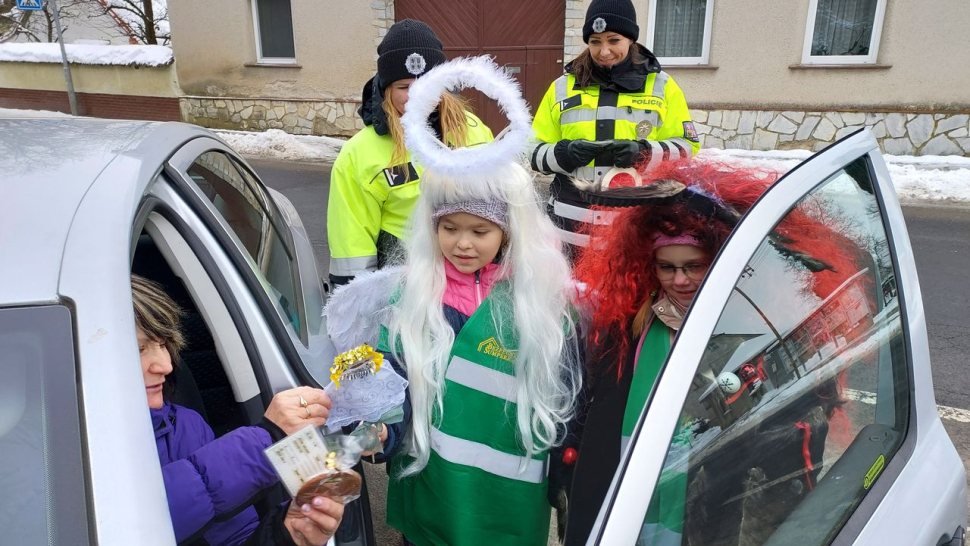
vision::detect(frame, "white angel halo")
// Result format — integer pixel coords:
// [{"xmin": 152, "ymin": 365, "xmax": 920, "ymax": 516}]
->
[{"xmin": 400, "ymin": 55, "xmax": 534, "ymax": 177}]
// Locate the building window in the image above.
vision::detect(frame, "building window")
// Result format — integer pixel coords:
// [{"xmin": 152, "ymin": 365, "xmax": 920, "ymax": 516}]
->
[
  {"xmin": 251, "ymin": 0, "xmax": 296, "ymax": 63},
  {"xmin": 646, "ymin": 0, "xmax": 714, "ymax": 66},
  {"xmin": 801, "ymin": 0, "xmax": 887, "ymax": 65}
]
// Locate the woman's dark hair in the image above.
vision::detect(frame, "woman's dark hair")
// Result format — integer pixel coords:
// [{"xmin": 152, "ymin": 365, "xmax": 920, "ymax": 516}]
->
[
  {"xmin": 570, "ymin": 42, "xmax": 645, "ymax": 89},
  {"xmin": 131, "ymin": 274, "xmax": 185, "ymax": 400}
]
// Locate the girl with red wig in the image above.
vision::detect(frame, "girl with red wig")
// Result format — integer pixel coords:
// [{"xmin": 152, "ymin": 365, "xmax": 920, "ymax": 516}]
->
[
  {"xmin": 561, "ymin": 160, "xmax": 775, "ymax": 545},
  {"xmin": 561, "ymin": 159, "xmax": 868, "ymax": 545}
]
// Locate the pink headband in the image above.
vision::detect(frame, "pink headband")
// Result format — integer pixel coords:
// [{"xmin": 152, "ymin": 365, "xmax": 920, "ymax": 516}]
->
[{"xmin": 652, "ymin": 233, "xmax": 702, "ymax": 249}]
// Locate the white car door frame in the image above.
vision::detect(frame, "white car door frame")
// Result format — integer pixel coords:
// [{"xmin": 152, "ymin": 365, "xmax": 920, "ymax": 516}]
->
[{"xmin": 590, "ymin": 129, "xmax": 965, "ymax": 545}]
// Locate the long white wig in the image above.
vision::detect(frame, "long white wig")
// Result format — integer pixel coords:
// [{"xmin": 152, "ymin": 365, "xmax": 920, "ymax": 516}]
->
[{"xmin": 389, "ymin": 161, "xmax": 582, "ymax": 477}]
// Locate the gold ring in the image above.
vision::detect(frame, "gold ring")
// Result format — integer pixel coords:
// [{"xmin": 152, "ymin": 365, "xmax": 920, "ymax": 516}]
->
[
  {"xmin": 299, "ymin": 395, "xmax": 308, "ymax": 408},
  {"xmin": 304, "ymin": 406, "xmax": 311, "ymax": 418}
]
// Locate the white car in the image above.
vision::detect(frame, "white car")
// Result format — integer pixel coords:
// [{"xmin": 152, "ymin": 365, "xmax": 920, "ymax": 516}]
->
[
  {"xmin": 0, "ymin": 118, "xmax": 964, "ymax": 546},
  {"xmin": 588, "ymin": 130, "xmax": 967, "ymax": 545},
  {"xmin": 0, "ymin": 118, "xmax": 368, "ymax": 545}
]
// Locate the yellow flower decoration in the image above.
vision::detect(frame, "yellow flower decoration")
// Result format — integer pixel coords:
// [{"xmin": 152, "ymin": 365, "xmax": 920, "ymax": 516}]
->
[{"xmin": 330, "ymin": 344, "xmax": 384, "ymax": 388}]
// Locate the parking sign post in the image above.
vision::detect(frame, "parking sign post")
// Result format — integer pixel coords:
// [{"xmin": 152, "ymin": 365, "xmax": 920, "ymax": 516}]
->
[
  {"xmin": 48, "ymin": 0, "xmax": 78, "ymax": 115},
  {"xmin": 18, "ymin": 0, "xmax": 79, "ymax": 115}
]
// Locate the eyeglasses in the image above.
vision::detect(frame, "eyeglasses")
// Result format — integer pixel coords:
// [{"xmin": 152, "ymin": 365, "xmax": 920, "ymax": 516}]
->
[{"xmin": 654, "ymin": 262, "xmax": 710, "ymax": 281}]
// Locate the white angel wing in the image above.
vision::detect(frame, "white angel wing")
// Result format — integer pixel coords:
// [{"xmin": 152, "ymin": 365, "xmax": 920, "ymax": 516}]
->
[{"xmin": 323, "ymin": 266, "xmax": 404, "ymax": 353}]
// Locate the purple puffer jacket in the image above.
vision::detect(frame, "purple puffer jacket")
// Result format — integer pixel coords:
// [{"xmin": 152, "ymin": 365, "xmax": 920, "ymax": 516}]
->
[{"xmin": 152, "ymin": 402, "xmax": 279, "ymax": 545}]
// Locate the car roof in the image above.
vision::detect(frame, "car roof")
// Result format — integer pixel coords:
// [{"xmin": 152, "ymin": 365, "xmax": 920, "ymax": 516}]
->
[{"xmin": 0, "ymin": 118, "xmax": 219, "ymax": 305}]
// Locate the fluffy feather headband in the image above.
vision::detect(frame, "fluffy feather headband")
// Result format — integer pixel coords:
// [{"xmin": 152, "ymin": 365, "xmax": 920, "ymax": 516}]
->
[{"xmin": 400, "ymin": 55, "xmax": 533, "ymax": 181}]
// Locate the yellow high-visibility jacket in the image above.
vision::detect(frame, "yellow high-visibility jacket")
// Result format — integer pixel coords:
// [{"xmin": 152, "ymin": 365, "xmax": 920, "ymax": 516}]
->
[
  {"xmin": 531, "ymin": 50, "xmax": 700, "ymax": 248},
  {"xmin": 327, "ymin": 112, "xmax": 493, "ymax": 280}
]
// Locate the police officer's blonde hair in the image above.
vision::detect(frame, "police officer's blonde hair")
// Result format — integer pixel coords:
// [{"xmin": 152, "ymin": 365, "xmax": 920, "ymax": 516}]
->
[{"xmin": 383, "ymin": 92, "xmax": 470, "ymax": 172}]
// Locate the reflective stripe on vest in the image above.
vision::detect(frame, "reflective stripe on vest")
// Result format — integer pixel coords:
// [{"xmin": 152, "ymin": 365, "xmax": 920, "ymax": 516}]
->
[
  {"xmin": 554, "ymin": 75, "xmax": 569, "ymax": 103},
  {"xmin": 652, "ymin": 71, "xmax": 669, "ymax": 99},
  {"xmin": 554, "ymin": 200, "xmax": 619, "ymax": 225},
  {"xmin": 557, "ymin": 226, "xmax": 590, "ymax": 247},
  {"xmin": 329, "ymin": 255, "xmax": 378, "ymax": 276},
  {"xmin": 430, "ymin": 427, "xmax": 548, "ymax": 484},
  {"xmin": 445, "ymin": 355, "xmax": 516, "ymax": 403}
]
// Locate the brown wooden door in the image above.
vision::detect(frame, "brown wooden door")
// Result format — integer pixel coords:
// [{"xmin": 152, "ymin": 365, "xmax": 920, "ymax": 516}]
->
[{"xmin": 395, "ymin": 0, "xmax": 565, "ymax": 132}]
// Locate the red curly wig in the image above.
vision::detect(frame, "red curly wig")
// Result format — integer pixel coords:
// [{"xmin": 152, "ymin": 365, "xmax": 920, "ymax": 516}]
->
[{"xmin": 575, "ymin": 159, "xmax": 874, "ymax": 380}]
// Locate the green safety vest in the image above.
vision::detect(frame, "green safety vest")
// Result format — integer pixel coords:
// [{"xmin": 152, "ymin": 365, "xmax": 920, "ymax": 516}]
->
[
  {"xmin": 327, "ymin": 113, "xmax": 494, "ymax": 277},
  {"xmin": 622, "ymin": 318, "xmax": 688, "ymax": 546},
  {"xmin": 382, "ymin": 282, "xmax": 551, "ymax": 546}
]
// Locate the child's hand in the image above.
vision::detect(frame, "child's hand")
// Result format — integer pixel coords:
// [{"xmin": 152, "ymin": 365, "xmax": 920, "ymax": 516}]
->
[{"xmin": 361, "ymin": 424, "xmax": 389, "ymax": 457}]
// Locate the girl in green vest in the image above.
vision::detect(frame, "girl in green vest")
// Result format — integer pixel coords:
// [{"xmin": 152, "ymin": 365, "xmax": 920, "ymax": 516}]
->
[{"xmin": 376, "ymin": 158, "xmax": 583, "ymax": 546}]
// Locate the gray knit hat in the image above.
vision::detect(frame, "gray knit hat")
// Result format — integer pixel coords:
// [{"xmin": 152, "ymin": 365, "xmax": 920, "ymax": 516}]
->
[{"xmin": 432, "ymin": 200, "xmax": 509, "ymax": 233}]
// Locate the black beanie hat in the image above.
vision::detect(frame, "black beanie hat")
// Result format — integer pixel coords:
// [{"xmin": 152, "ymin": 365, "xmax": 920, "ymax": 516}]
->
[
  {"xmin": 377, "ymin": 19, "xmax": 447, "ymax": 91},
  {"xmin": 583, "ymin": 0, "xmax": 639, "ymax": 43}
]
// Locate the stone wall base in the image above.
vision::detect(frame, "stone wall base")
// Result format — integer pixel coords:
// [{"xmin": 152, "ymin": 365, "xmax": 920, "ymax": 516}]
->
[
  {"xmin": 693, "ymin": 108, "xmax": 970, "ymax": 156},
  {"xmin": 180, "ymin": 97, "xmax": 365, "ymax": 137}
]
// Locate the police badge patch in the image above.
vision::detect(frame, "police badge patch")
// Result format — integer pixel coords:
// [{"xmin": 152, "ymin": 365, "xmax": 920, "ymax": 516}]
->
[
  {"xmin": 592, "ymin": 17, "xmax": 607, "ymax": 33},
  {"xmin": 682, "ymin": 121, "xmax": 700, "ymax": 142},
  {"xmin": 636, "ymin": 120, "xmax": 653, "ymax": 139},
  {"xmin": 405, "ymin": 53, "xmax": 427, "ymax": 76}
]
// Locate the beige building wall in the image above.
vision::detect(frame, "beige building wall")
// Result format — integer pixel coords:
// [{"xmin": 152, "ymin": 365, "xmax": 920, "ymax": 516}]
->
[
  {"xmin": 666, "ymin": 0, "xmax": 970, "ymax": 111},
  {"xmin": 168, "ymin": 0, "xmax": 375, "ymax": 99},
  {"xmin": 0, "ymin": 62, "xmax": 180, "ymax": 97}
]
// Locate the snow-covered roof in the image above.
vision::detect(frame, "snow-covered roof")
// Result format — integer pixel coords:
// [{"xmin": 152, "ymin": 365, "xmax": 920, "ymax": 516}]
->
[{"xmin": 0, "ymin": 42, "xmax": 172, "ymax": 66}]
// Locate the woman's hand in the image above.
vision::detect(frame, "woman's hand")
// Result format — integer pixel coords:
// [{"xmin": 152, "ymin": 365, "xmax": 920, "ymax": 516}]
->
[
  {"xmin": 264, "ymin": 386, "xmax": 333, "ymax": 435},
  {"xmin": 284, "ymin": 496, "xmax": 345, "ymax": 546}
]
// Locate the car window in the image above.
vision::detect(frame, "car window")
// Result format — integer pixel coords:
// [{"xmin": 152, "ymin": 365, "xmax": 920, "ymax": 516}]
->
[
  {"xmin": 634, "ymin": 156, "xmax": 909, "ymax": 546},
  {"xmin": 0, "ymin": 306, "xmax": 89, "ymax": 545},
  {"xmin": 186, "ymin": 151, "xmax": 305, "ymax": 340}
]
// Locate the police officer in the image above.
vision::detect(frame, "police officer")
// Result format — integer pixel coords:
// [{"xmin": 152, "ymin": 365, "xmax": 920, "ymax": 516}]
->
[
  {"xmin": 327, "ymin": 19, "xmax": 493, "ymax": 286},
  {"xmin": 531, "ymin": 0, "xmax": 701, "ymax": 252}
]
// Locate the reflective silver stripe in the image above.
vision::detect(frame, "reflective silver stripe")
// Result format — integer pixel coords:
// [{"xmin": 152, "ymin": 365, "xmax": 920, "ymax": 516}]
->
[
  {"xmin": 667, "ymin": 137, "xmax": 696, "ymax": 157},
  {"xmin": 641, "ymin": 140, "xmax": 664, "ymax": 172},
  {"xmin": 597, "ymin": 105, "xmax": 618, "ymax": 120},
  {"xmin": 574, "ymin": 166, "xmax": 604, "ymax": 181},
  {"xmin": 554, "ymin": 75, "xmax": 569, "ymax": 103},
  {"xmin": 652, "ymin": 71, "xmax": 669, "ymax": 100},
  {"xmin": 329, "ymin": 255, "xmax": 378, "ymax": 276},
  {"xmin": 430, "ymin": 427, "xmax": 548, "ymax": 483},
  {"xmin": 554, "ymin": 200, "xmax": 619, "ymax": 225},
  {"xmin": 560, "ymin": 108, "xmax": 596, "ymax": 125},
  {"xmin": 556, "ymin": 227, "xmax": 590, "ymax": 247},
  {"xmin": 445, "ymin": 356, "xmax": 516, "ymax": 403},
  {"xmin": 542, "ymin": 143, "xmax": 566, "ymax": 174}
]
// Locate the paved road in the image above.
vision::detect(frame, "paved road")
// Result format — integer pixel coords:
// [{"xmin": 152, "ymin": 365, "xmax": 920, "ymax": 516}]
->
[{"xmin": 249, "ymin": 158, "xmax": 970, "ymax": 539}]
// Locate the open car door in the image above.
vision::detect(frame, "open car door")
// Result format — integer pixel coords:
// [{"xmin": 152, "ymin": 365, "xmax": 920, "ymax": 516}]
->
[{"xmin": 590, "ymin": 129, "xmax": 967, "ymax": 546}]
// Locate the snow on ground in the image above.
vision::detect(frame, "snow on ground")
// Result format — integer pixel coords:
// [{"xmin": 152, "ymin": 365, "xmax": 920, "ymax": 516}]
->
[
  {"xmin": 0, "ymin": 43, "xmax": 172, "ymax": 66},
  {"xmin": 214, "ymin": 129, "xmax": 344, "ymax": 164},
  {"xmin": 0, "ymin": 106, "xmax": 966, "ymax": 206}
]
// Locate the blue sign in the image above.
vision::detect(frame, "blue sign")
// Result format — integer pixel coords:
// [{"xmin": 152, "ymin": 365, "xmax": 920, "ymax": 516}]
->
[{"xmin": 16, "ymin": 0, "xmax": 45, "ymax": 11}]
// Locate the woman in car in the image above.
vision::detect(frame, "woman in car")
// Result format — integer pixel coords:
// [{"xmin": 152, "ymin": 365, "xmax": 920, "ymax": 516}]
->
[{"xmin": 132, "ymin": 274, "xmax": 344, "ymax": 546}]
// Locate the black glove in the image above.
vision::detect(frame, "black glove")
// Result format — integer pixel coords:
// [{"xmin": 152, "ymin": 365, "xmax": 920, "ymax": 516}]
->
[
  {"xmin": 606, "ymin": 139, "xmax": 643, "ymax": 168},
  {"xmin": 558, "ymin": 139, "xmax": 612, "ymax": 172}
]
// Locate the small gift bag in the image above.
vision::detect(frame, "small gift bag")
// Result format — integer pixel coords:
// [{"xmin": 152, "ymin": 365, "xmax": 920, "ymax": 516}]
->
[{"xmin": 263, "ymin": 427, "xmax": 366, "ymax": 510}]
